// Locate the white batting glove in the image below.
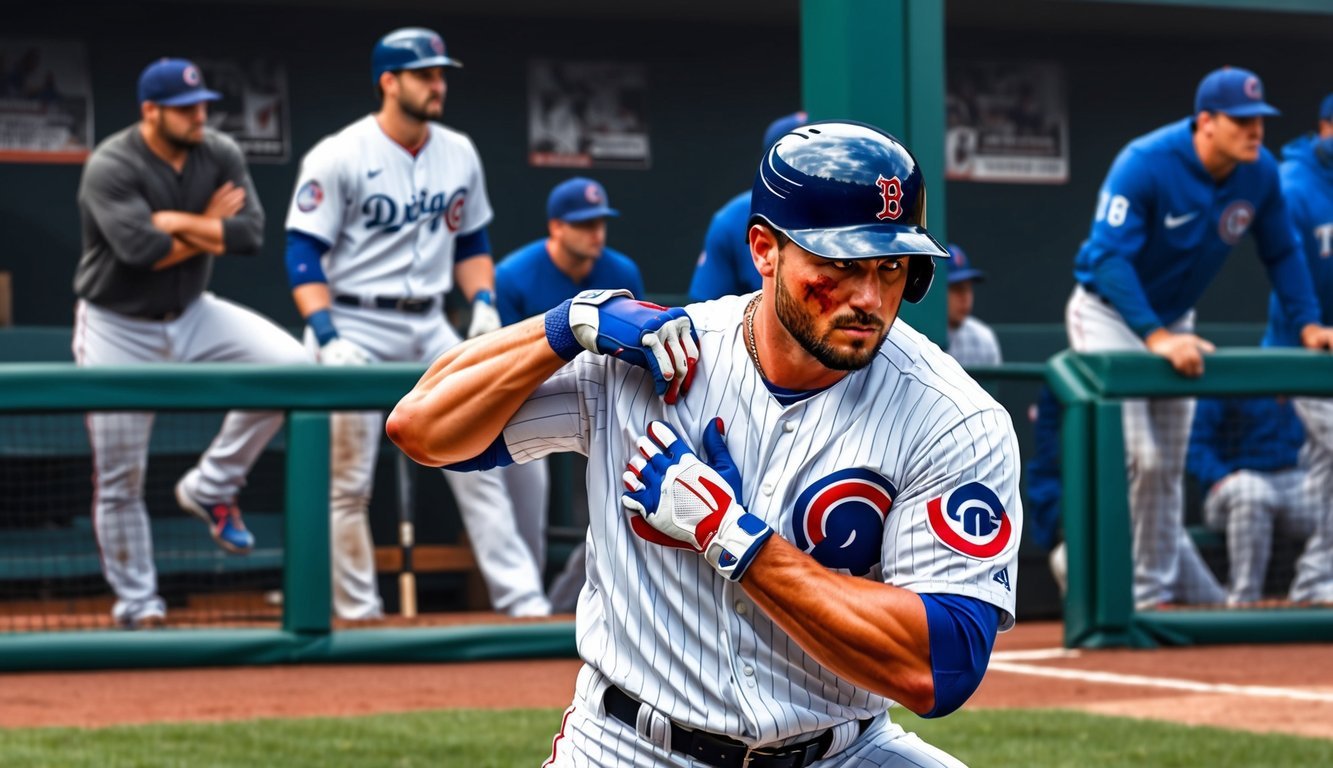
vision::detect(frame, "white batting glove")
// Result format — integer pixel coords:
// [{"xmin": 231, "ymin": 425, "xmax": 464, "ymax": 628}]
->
[
  {"xmin": 621, "ymin": 420, "xmax": 772, "ymax": 581},
  {"xmin": 320, "ymin": 337, "xmax": 372, "ymax": 366},
  {"xmin": 467, "ymin": 289, "xmax": 501, "ymax": 339},
  {"xmin": 545, "ymin": 289, "xmax": 700, "ymax": 405}
]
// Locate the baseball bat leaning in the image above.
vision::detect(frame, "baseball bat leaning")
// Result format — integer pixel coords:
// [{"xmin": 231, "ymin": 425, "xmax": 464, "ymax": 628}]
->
[{"xmin": 395, "ymin": 451, "xmax": 417, "ymax": 618}]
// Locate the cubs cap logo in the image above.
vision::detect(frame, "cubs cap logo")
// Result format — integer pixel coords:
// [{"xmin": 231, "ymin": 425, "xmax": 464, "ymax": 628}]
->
[
  {"xmin": 791, "ymin": 468, "xmax": 896, "ymax": 577},
  {"xmin": 585, "ymin": 182, "xmax": 603, "ymax": 205},
  {"xmin": 296, "ymin": 180, "xmax": 323, "ymax": 213},
  {"xmin": 445, "ymin": 188, "xmax": 467, "ymax": 232},
  {"xmin": 1218, "ymin": 199, "xmax": 1255, "ymax": 245},
  {"xmin": 183, "ymin": 65, "xmax": 202, "ymax": 86},
  {"xmin": 1244, "ymin": 76, "xmax": 1262, "ymax": 100},
  {"xmin": 430, "ymin": 35, "xmax": 445, "ymax": 55},
  {"xmin": 927, "ymin": 481, "xmax": 1013, "ymax": 560}
]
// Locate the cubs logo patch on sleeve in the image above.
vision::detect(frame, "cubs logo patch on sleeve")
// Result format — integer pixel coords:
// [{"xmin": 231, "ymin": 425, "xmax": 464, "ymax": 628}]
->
[
  {"xmin": 791, "ymin": 468, "xmax": 896, "ymax": 577},
  {"xmin": 926, "ymin": 481, "xmax": 1013, "ymax": 560},
  {"xmin": 296, "ymin": 180, "xmax": 324, "ymax": 212}
]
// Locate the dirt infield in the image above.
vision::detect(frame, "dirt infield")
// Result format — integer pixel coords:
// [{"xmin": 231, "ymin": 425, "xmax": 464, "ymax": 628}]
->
[{"xmin": 1, "ymin": 620, "xmax": 1330, "ymax": 739}]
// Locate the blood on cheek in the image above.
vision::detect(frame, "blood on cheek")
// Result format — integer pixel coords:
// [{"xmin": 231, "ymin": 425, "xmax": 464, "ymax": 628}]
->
[{"xmin": 801, "ymin": 276, "xmax": 839, "ymax": 313}]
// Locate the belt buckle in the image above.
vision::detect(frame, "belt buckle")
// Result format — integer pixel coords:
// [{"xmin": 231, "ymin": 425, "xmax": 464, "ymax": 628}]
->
[{"xmin": 395, "ymin": 297, "xmax": 413, "ymax": 311}]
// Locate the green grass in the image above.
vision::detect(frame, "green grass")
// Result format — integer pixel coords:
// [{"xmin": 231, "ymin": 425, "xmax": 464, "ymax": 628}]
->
[{"xmin": 2, "ymin": 707, "xmax": 1329, "ymax": 767}]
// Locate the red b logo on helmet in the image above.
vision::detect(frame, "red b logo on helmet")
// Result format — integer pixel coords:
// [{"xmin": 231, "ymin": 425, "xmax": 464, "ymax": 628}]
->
[{"xmin": 875, "ymin": 174, "xmax": 903, "ymax": 221}]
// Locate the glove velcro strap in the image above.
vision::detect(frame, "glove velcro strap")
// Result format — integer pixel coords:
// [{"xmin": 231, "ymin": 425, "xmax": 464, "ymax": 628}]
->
[
  {"xmin": 545, "ymin": 299, "xmax": 583, "ymax": 361},
  {"xmin": 706, "ymin": 512, "xmax": 773, "ymax": 581}
]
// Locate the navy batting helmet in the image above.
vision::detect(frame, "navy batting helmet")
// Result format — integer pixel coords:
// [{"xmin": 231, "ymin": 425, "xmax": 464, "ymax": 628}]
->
[
  {"xmin": 371, "ymin": 27, "xmax": 461, "ymax": 87},
  {"xmin": 750, "ymin": 120, "xmax": 949, "ymax": 303}
]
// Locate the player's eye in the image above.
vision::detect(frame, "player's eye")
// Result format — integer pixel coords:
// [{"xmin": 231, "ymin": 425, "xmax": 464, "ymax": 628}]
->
[
  {"xmin": 880, "ymin": 259, "xmax": 905, "ymax": 272},
  {"xmin": 830, "ymin": 260, "xmax": 857, "ymax": 270}
]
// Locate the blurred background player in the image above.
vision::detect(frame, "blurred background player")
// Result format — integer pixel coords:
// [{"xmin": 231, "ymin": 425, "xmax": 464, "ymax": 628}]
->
[
  {"xmin": 687, "ymin": 111, "xmax": 806, "ymax": 302},
  {"xmin": 1065, "ymin": 66, "xmax": 1333, "ymax": 610},
  {"xmin": 944, "ymin": 242, "xmax": 1002, "ymax": 367},
  {"xmin": 283, "ymin": 27, "xmax": 546, "ymax": 619},
  {"xmin": 1187, "ymin": 396, "xmax": 1317, "ymax": 605},
  {"xmin": 73, "ymin": 58, "xmax": 306, "ymax": 629},
  {"xmin": 492, "ymin": 176, "xmax": 644, "ymax": 613},
  {"xmin": 1264, "ymin": 92, "xmax": 1333, "ymax": 603}
]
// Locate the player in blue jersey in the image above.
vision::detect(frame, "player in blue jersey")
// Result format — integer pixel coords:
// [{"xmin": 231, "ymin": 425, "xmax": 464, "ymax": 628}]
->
[
  {"xmin": 1066, "ymin": 66, "xmax": 1333, "ymax": 610},
  {"xmin": 1187, "ymin": 396, "xmax": 1317, "ymax": 605},
  {"xmin": 1263, "ymin": 94, "xmax": 1333, "ymax": 604},
  {"xmin": 688, "ymin": 112, "xmax": 806, "ymax": 302},
  {"xmin": 493, "ymin": 177, "xmax": 645, "ymax": 612}
]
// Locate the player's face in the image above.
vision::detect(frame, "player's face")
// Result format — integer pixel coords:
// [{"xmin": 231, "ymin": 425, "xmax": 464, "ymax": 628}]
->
[
  {"xmin": 394, "ymin": 67, "xmax": 447, "ymax": 122},
  {"xmin": 1208, "ymin": 112, "xmax": 1264, "ymax": 163},
  {"xmin": 772, "ymin": 243, "xmax": 907, "ymax": 371},
  {"xmin": 154, "ymin": 102, "xmax": 208, "ymax": 148},
  {"xmin": 553, "ymin": 218, "xmax": 607, "ymax": 262},
  {"xmin": 947, "ymin": 281, "xmax": 973, "ymax": 330}
]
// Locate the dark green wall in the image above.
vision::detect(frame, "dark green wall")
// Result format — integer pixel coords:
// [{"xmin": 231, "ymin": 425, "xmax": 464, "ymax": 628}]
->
[
  {"xmin": 2, "ymin": 3, "xmax": 800, "ymax": 327},
  {"xmin": 4, "ymin": 2, "xmax": 1332, "ymax": 332}
]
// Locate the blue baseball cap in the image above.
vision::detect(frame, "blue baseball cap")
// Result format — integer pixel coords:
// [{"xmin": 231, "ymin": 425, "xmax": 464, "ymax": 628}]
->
[
  {"xmin": 1320, "ymin": 94, "xmax": 1333, "ymax": 122},
  {"xmin": 1194, "ymin": 67, "xmax": 1279, "ymax": 118},
  {"xmin": 548, "ymin": 177, "xmax": 618, "ymax": 222},
  {"xmin": 762, "ymin": 111, "xmax": 809, "ymax": 151},
  {"xmin": 138, "ymin": 58, "xmax": 221, "ymax": 106},
  {"xmin": 946, "ymin": 244, "xmax": 985, "ymax": 284}
]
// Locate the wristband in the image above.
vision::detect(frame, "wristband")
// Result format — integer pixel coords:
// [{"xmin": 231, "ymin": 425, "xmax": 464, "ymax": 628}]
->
[
  {"xmin": 474, "ymin": 289, "xmax": 494, "ymax": 306},
  {"xmin": 544, "ymin": 299, "xmax": 582, "ymax": 361},
  {"xmin": 307, "ymin": 308, "xmax": 339, "ymax": 346}
]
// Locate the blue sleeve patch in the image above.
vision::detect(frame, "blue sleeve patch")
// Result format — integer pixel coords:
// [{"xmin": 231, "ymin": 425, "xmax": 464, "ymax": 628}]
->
[
  {"xmin": 285, "ymin": 229, "xmax": 331, "ymax": 288},
  {"xmin": 441, "ymin": 434, "xmax": 515, "ymax": 472},
  {"xmin": 456, "ymin": 227, "xmax": 491, "ymax": 261},
  {"xmin": 920, "ymin": 593, "xmax": 1000, "ymax": 718}
]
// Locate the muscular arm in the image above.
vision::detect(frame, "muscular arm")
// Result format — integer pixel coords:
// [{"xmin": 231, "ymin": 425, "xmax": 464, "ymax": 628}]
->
[
  {"xmin": 152, "ymin": 211, "xmax": 226, "ymax": 255},
  {"xmin": 387, "ymin": 316, "xmax": 565, "ymax": 466},
  {"xmin": 454, "ymin": 253, "xmax": 496, "ymax": 302},
  {"xmin": 741, "ymin": 537, "xmax": 935, "ymax": 714}
]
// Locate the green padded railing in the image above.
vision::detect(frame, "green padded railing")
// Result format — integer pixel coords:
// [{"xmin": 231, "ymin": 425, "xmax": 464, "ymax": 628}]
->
[
  {"xmin": 1047, "ymin": 349, "xmax": 1333, "ymax": 648},
  {"xmin": 0, "ymin": 363, "xmax": 576, "ymax": 670}
]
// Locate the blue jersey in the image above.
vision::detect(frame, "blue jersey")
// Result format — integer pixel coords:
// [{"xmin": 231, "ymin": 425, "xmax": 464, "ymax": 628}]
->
[
  {"xmin": 1073, "ymin": 118, "xmax": 1318, "ymax": 337},
  {"xmin": 1187, "ymin": 396, "xmax": 1305, "ymax": 492},
  {"xmin": 494, "ymin": 239, "xmax": 645, "ymax": 326},
  {"xmin": 1264, "ymin": 135, "xmax": 1333, "ymax": 347},
  {"xmin": 688, "ymin": 191, "xmax": 762, "ymax": 302}
]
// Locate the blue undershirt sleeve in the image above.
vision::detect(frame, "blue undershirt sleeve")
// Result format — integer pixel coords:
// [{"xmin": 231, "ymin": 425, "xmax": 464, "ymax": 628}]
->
[
  {"xmin": 285, "ymin": 229, "xmax": 331, "ymax": 288},
  {"xmin": 456, "ymin": 227, "xmax": 491, "ymax": 262},
  {"xmin": 441, "ymin": 434, "xmax": 515, "ymax": 472},
  {"xmin": 919, "ymin": 593, "xmax": 1001, "ymax": 718}
]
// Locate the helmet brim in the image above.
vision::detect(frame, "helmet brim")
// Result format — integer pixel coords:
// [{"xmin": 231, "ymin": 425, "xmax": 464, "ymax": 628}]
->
[
  {"xmin": 401, "ymin": 55, "xmax": 463, "ymax": 70},
  {"xmin": 786, "ymin": 225, "xmax": 950, "ymax": 261}
]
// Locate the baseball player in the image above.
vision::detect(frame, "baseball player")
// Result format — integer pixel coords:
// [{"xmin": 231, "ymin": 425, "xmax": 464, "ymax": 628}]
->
[
  {"xmin": 73, "ymin": 58, "xmax": 307, "ymax": 629},
  {"xmin": 1067, "ymin": 66, "xmax": 1333, "ymax": 611},
  {"xmin": 1186, "ymin": 396, "xmax": 1318, "ymax": 605},
  {"xmin": 283, "ymin": 27, "xmax": 547, "ymax": 620},
  {"xmin": 687, "ymin": 112, "xmax": 807, "ymax": 302},
  {"xmin": 943, "ymin": 243, "xmax": 1002, "ymax": 367},
  {"xmin": 390, "ymin": 121, "xmax": 1021, "ymax": 767},
  {"xmin": 1264, "ymin": 93, "xmax": 1333, "ymax": 603},
  {"xmin": 493, "ymin": 176, "xmax": 645, "ymax": 613}
]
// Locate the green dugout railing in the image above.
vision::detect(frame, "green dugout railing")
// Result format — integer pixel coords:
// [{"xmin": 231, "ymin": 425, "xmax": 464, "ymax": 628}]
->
[
  {"xmin": 1048, "ymin": 349, "xmax": 1333, "ymax": 648},
  {"xmin": 0, "ymin": 363, "xmax": 576, "ymax": 671}
]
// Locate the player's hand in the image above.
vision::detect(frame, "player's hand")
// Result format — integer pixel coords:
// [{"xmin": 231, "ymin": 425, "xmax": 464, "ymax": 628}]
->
[
  {"xmin": 320, "ymin": 337, "xmax": 372, "ymax": 366},
  {"xmin": 1300, "ymin": 324, "xmax": 1333, "ymax": 352},
  {"xmin": 1145, "ymin": 329, "xmax": 1214, "ymax": 378},
  {"xmin": 467, "ymin": 289, "xmax": 501, "ymax": 339},
  {"xmin": 553, "ymin": 289, "xmax": 700, "ymax": 404},
  {"xmin": 621, "ymin": 420, "xmax": 772, "ymax": 581},
  {"xmin": 205, "ymin": 181, "xmax": 246, "ymax": 219}
]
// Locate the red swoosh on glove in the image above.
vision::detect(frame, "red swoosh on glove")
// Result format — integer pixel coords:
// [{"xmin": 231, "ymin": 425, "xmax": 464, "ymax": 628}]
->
[
  {"xmin": 683, "ymin": 475, "xmax": 731, "ymax": 549},
  {"xmin": 630, "ymin": 517, "xmax": 696, "ymax": 549}
]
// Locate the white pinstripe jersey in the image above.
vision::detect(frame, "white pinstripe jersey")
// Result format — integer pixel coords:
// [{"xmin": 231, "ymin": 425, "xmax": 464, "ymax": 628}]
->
[
  {"xmin": 284, "ymin": 115, "xmax": 492, "ymax": 297},
  {"xmin": 504, "ymin": 292, "xmax": 1022, "ymax": 744}
]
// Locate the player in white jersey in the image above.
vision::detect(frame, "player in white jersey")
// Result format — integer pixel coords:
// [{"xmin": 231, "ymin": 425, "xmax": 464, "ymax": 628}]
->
[
  {"xmin": 390, "ymin": 122, "xmax": 1021, "ymax": 768},
  {"xmin": 283, "ymin": 27, "xmax": 546, "ymax": 619}
]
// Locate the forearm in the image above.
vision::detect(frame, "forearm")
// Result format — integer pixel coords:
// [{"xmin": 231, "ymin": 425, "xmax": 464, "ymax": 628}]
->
[
  {"xmin": 454, "ymin": 255, "xmax": 495, "ymax": 301},
  {"xmin": 387, "ymin": 315, "xmax": 565, "ymax": 466},
  {"xmin": 154, "ymin": 211, "xmax": 226, "ymax": 254},
  {"xmin": 293, "ymin": 282, "xmax": 332, "ymax": 318},
  {"xmin": 741, "ymin": 536, "xmax": 935, "ymax": 713},
  {"xmin": 151, "ymin": 237, "xmax": 203, "ymax": 271}
]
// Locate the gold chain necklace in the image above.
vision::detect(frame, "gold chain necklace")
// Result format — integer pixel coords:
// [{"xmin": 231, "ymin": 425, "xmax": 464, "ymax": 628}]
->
[{"xmin": 744, "ymin": 293, "xmax": 768, "ymax": 381}]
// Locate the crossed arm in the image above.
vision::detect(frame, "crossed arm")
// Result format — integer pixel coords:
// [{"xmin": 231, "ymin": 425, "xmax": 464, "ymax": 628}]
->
[{"xmin": 149, "ymin": 181, "xmax": 248, "ymax": 270}]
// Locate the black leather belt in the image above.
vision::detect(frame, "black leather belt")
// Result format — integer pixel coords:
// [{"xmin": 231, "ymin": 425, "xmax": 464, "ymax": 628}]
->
[
  {"xmin": 603, "ymin": 684, "xmax": 868, "ymax": 768},
  {"xmin": 334, "ymin": 294, "xmax": 436, "ymax": 314},
  {"xmin": 1078, "ymin": 284, "xmax": 1113, "ymax": 306}
]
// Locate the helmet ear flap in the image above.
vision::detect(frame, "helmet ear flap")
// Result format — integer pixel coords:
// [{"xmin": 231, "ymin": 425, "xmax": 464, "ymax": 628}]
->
[{"xmin": 903, "ymin": 256, "xmax": 935, "ymax": 304}]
